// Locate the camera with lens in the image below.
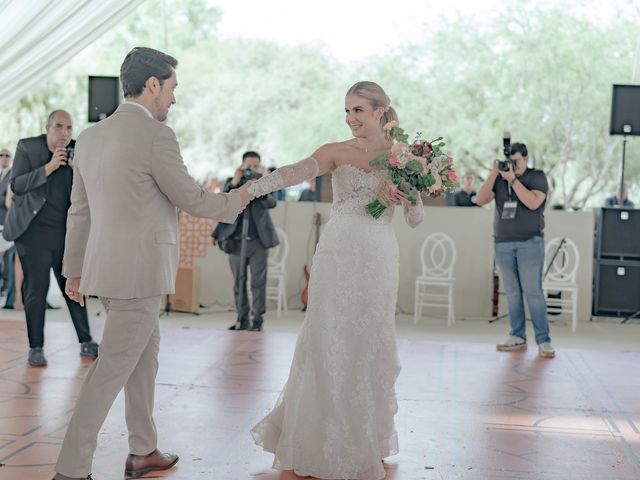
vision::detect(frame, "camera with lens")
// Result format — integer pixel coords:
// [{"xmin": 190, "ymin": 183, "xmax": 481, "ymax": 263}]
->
[
  {"xmin": 65, "ymin": 146, "xmax": 74, "ymax": 164},
  {"xmin": 238, "ymin": 168, "xmax": 262, "ymax": 186},
  {"xmin": 497, "ymin": 132, "xmax": 515, "ymax": 172}
]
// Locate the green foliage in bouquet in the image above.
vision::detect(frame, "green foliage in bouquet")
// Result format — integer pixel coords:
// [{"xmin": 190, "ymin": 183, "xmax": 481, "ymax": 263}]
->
[{"xmin": 367, "ymin": 124, "xmax": 458, "ymax": 218}]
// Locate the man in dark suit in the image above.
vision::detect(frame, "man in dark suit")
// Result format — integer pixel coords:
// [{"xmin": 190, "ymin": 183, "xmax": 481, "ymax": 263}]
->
[
  {"xmin": 3, "ymin": 110, "xmax": 98, "ymax": 367},
  {"xmin": 0, "ymin": 148, "xmax": 13, "ymax": 295},
  {"xmin": 213, "ymin": 151, "xmax": 279, "ymax": 331}
]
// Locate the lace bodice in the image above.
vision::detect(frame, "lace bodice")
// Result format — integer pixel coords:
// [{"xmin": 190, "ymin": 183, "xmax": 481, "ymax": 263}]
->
[{"xmin": 330, "ymin": 164, "xmax": 392, "ymax": 222}]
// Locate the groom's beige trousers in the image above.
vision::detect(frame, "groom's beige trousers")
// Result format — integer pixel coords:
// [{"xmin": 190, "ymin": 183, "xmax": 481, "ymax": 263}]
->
[{"xmin": 55, "ymin": 295, "xmax": 162, "ymax": 478}]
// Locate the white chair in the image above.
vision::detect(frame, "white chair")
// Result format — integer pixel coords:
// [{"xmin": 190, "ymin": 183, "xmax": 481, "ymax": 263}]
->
[
  {"xmin": 266, "ymin": 227, "xmax": 289, "ymax": 318},
  {"xmin": 543, "ymin": 237, "xmax": 580, "ymax": 332},
  {"xmin": 414, "ymin": 232, "xmax": 456, "ymax": 326}
]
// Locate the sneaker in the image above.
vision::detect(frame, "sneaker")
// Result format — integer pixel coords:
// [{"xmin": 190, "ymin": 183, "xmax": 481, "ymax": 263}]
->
[
  {"xmin": 28, "ymin": 347, "xmax": 48, "ymax": 367},
  {"xmin": 80, "ymin": 341, "xmax": 99, "ymax": 359},
  {"xmin": 538, "ymin": 342, "xmax": 556, "ymax": 358},
  {"xmin": 496, "ymin": 336, "xmax": 527, "ymax": 351}
]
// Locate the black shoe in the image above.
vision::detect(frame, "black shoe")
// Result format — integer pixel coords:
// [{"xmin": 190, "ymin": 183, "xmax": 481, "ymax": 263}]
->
[
  {"xmin": 228, "ymin": 321, "xmax": 249, "ymax": 330},
  {"xmin": 2, "ymin": 304, "xmax": 13, "ymax": 309},
  {"xmin": 28, "ymin": 347, "xmax": 47, "ymax": 367},
  {"xmin": 80, "ymin": 341, "xmax": 99, "ymax": 359},
  {"xmin": 249, "ymin": 323, "xmax": 263, "ymax": 332}
]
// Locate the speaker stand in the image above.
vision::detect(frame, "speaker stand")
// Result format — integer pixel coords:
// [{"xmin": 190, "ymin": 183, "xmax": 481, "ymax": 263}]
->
[
  {"xmin": 622, "ymin": 310, "xmax": 640, "ymax": 324},
  {"xmin": 617, "ymin": 136, "xmax": 628, "ymax": 207},
  {"xmin": 489, "ymin": 313, "xmax": 509, "ymax": 323}
]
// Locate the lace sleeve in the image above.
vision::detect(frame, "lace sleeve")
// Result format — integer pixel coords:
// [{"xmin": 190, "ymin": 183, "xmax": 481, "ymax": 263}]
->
[
  {"xmin": 248, "ymin": 157, "xmax": 319, "ymax": 198},
  {"xmin": 404, "ymin": 193, "xmax": 424, "ymax": 228}
]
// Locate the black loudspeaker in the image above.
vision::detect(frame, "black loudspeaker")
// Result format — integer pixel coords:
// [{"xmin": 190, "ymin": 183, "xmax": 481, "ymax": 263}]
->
[
  {"xmin": 610, "ymin": 84, "xmax": 640, "ymax": 136},
  {"xmin": 595, "ymin": 208, "xmax": 640, "ymax": 259},
  {"xmin": 88, "ymin": 76, "xmax": 120, "ymax": 122},
  {"xmin": 593, "ymin": 260, "xmax": 640, "ymax": 316}
]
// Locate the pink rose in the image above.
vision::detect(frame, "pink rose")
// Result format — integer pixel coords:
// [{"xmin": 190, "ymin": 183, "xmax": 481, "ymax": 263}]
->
[
  {"xmin": 446, "ymin": 170, "xmax": 458, "ymax": 182},
  {"xmin": 389, "ymin": 154, "xmax": 400, "ymax": 167},
  {"xmin": 383, "ymin": 120, "xmax": 399, "ymax": 131},
  {"xmin": 429, "ymin": 172, "xmax": 443, "ymax": 194},
  {"xmin": 391, "ymin": 142, "xmax": 408, "ymax": 154}
]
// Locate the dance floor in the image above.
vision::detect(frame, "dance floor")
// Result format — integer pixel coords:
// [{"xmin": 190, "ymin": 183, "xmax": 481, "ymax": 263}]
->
[{"xmin": 0, "ymin": 318, "xmax": 639, "ymax": 480}]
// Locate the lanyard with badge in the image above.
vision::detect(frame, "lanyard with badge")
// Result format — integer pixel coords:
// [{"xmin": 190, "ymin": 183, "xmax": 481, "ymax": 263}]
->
[{"xmin": 502, "ymin": 180, "xmax": 518, "ymax": 220}]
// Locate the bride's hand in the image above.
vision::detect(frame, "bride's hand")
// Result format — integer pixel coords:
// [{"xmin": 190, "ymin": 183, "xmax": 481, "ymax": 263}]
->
[
  {"xmin": 375, "ymin": 182, "xmax": 397, "ymax": 208},
  {"xmin": 393, "ymin": 189, "xmax": 413, "ymax": 208}
]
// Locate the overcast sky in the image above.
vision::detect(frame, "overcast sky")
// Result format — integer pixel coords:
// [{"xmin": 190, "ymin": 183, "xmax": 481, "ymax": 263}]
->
[{"xmin": 211, "ymin": 0, "xmax": 628, "ymax": 62}]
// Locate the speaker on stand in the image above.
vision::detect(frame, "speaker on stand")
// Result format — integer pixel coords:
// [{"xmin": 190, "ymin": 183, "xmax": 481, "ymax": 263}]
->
[
  {"xmin": 595, "ymin": 84, "xmax": 640, "ymax": 322},
  {"xmin": 88, "ymin": 76, "xmax": 121, "ymax": 122},
  {"xmin": 609, "ymin": 84, "xmax": 640, "ymax": 207}
]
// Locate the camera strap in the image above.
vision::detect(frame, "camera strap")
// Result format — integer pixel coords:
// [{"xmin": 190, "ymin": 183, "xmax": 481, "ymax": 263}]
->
[{"xmin": 502, "ymin": 179, "xmax": 517, "ymax": 220}]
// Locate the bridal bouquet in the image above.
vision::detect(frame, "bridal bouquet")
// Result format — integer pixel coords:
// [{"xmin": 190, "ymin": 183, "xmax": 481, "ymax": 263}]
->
[{"xmin": 366, "ymin": 121, "xmax": 458, "ymax": 218}]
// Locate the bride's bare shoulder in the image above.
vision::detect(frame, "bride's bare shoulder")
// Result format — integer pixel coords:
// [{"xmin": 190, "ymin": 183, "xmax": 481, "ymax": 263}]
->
[
  {"xmin": 315, "ymin": 141, "xmax": 354, "ymax": 154},
  {"xmin": 315, "ymin": 141, "xmax": 356, "ymax": 159},
  {"xmin": 310, "ymin": 141, "xmax": 355, "ymax": 171}
]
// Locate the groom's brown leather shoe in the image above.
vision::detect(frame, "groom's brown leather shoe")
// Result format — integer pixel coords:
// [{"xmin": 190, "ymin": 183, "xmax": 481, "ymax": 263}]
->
[{"xmin": 124, "ymin": 449, "xmax": 179, "ymax": 478}]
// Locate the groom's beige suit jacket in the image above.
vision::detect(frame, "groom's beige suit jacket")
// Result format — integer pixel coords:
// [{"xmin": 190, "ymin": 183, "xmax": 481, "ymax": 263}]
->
[{"xmin": 63, "ymin": 103, "xmax": 241, "ymax": 299}]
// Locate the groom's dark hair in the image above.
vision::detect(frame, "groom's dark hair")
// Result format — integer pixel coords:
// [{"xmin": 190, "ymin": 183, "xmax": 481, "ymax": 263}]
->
[{"xmin": 120, "ymin": 47, "xmax": 178, "ymax": 98}]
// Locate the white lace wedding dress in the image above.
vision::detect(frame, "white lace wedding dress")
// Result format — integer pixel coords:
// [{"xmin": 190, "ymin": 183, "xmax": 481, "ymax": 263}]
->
[{"xmin": 248, "ymin": 158, "xmax": 422, "ymax": 480}]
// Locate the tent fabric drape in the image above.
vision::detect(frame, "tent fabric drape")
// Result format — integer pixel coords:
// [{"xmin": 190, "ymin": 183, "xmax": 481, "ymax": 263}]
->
[{"xmin": 0, "ymin": 0, "xmax": 145, "ymax": 110}]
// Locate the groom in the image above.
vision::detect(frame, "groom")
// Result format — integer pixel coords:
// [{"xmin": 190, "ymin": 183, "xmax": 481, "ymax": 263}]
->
[{"xmin": 53, "ymin": 47, "xmax": 252, "ymax": 480}]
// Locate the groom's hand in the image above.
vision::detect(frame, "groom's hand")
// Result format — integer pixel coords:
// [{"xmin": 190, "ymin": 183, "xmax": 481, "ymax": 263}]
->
[{"xmin": 65, "ymin": 277, "xmax": 85, "ymax": 306}]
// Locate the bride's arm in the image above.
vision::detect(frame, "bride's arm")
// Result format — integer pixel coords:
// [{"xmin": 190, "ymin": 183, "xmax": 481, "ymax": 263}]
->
[
  {"xmin": 403, "ymin": 194, "xmax": 424, "ymax": 228},
  {"xmin": 247, "ymin": 145, "xmax": 334, "ymax": 198}
]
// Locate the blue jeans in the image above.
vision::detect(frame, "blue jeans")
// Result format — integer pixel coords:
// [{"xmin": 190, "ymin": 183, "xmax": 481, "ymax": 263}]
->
[{"xmin": 494, "ymin": 236, "xmax": 551, "ymax": 345}]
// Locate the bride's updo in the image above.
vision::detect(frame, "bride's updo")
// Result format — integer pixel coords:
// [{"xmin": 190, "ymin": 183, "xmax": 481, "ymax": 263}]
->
[{"xmin": 346, "ymin": 81, "xmax": 399, "ymax": 140}]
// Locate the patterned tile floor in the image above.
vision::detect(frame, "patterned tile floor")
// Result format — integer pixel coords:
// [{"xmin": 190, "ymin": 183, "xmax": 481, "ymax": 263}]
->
[{"xmin": 0, "ymin": 318, "xmax": 639, "ymax": 480}]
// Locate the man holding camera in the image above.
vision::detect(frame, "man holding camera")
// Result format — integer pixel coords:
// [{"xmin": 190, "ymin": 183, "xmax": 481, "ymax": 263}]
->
[
  {"xmin": 3, "ymin": 110, "xmax": 98, "ymax": 367},
  {"xmin": 477, "ymin": 142, "xmax": 555, "ymax": 358},
  {"xmin": 213, "ymin": 151, "xmax": 279, "ymax": 332}
]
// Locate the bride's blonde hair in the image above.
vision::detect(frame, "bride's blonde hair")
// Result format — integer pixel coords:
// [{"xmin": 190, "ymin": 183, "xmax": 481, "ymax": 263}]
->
[{"xmin": 346, "ymin": 81, "xmax": 399, "ymax": 140}]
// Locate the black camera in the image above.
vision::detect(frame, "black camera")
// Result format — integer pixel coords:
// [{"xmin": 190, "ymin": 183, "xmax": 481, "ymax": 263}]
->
[
  {"xmin": 65, "ymin": 147, "xmax": 74, "ymax": 164},
  {"xmin": 238, "ymin": 168, "xmax": 262, "ymax": 186},
  {"xmin": 497, "ymin": 132, "xmax": 515, "ymax": 172}
]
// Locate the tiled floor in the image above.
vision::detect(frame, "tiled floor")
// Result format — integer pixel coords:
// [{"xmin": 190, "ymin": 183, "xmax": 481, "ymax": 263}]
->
[{"xmin": 0, "ymin": 310, "xmax": 639, "ymax": 479}]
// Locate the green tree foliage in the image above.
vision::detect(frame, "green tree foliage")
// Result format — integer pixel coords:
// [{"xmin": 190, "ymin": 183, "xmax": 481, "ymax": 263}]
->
[
  {"xmin": 0, "ymin": 0, "xmax": 638, "ymax": 207},
  {"xmin": 374, "ymin": 2, "xmax": 640, "ymax": 208}
]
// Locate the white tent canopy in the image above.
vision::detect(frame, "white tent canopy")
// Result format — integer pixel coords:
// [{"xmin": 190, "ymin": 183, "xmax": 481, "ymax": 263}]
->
[{"xmin": 0, "ymin": 0, "xmax": 145, "ymax": 110}]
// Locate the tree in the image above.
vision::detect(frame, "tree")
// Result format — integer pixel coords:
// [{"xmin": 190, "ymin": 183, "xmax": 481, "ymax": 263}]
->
[
  {"xmin": 378, "ymin": 2, "xmax": 640, "ymax": 208},
  {"xmin": 1, "ymin": 0, "xmax": 638, "ymax": 208}
]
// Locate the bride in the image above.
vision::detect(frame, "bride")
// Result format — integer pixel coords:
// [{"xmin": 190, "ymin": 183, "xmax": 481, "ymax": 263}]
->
[{"xmin": 248, "ymin": 81, "xmax": 423, "ymax": 480}]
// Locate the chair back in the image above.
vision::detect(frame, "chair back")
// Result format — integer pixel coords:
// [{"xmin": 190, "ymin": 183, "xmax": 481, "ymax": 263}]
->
[
  {"xmin": 420, "ymin": 232, "xmax": 456, "ymax": 278},
  {"xmin": 544, "ymin": 237, "xmax": 579, "ymax": 284},
  {"xmin": 269, "ymin": 227, "xmax": 289, "ymax": 271}
]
